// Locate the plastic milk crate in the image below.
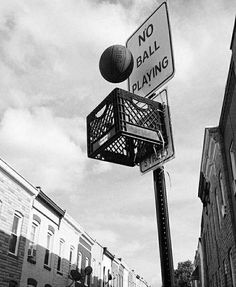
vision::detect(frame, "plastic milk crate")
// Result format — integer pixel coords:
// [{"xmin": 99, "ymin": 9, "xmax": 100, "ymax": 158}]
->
[{"xmin": 87, "ymin": 88, "xmax": 168, "ymax": 167}]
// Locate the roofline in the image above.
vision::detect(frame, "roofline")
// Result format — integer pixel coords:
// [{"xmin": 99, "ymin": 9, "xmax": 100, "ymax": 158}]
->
[
  {"xmin": 0, "ymin": 157, "xmax": 38, "ymax": 197},
  {"xmin": 93, "ymin": 239, "xmax": 104, "ymax": 249},
  {"xmin": 198, "ymin": 127, "xmax": 218, "ymax": 201},
  {"xmin": 103, "ymin": 247, "xmax": 115, "ymax": 260},
  {"xmin": 199, "ymin": 127, "xmax": 218, "ymax": 173},
  {"xmin": 220, "ymin": 19, "xmax": 236, "ymax": 127},
  {"xmin": 113, "ymin": 256, "xmax": 121, "ymax": 264},
  {"xmin": 81, "ymin": 232, "xmax": 95, "ymax": 245},
  {"xmin": 64, "ymin": 212, "xmax": 83, "ymax": 234},
  {"xmin": 230, "ymin": 16, "xmax": 236, "ymax": 50},
  {"xmin": 219, "ymin": 58, "xmax": 234, "ymax": 128},
  {"xmin": 37, "ymin": 190, "xmax": 65, "ymax": 218}
]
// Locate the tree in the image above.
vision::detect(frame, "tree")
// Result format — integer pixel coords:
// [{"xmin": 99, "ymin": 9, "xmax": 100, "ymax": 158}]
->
[{"xmin": 174, "ymin": 260, "xmax": 193, "ymax": 287}]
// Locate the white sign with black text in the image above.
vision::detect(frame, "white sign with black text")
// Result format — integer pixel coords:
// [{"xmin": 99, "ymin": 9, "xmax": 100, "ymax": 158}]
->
[{"xmin": 126, "ymin": 2, "xmax": 174, "ymax": 97}]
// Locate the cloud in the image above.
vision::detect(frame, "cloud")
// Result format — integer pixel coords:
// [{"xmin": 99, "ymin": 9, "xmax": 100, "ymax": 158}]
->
[
  {"xmin": 90, "ymin": 161, "xmax": 112, "ymax": 174},
  {"xmin": 88, "ymin": 212, "xmax": 156, "ymax": 233},
  {"xmin": 0, "ymin": 107, "xmax": 86, "ymax": 194},
  {"xmin": 119, "ymin": 241, "xmax": 145, "ymax": 257},
  {"xmin": 0, "ymin": 0, "xmax": 134, "ymax": 117},
  {"xmin": 90, "ymin": 229, "xmax": 119, "ymax": 249},
  {"xmin": 91, "ymin": 233, "xmax": 144, "ymax": 261}
]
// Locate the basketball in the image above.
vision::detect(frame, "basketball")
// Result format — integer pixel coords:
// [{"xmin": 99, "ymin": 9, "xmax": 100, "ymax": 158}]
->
[{"xmin": 99, "ymin": 45, "xmax": 134, "ymax": 83}]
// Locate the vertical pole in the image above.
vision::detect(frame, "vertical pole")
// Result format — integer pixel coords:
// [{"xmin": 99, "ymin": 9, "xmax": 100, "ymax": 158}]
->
[{"xmin": 153, "ymin": 167, "xmax": 174, "ymax": 287}]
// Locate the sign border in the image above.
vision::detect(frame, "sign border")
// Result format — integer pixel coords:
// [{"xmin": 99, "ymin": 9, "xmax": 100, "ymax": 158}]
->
[{"xmin": 139, "ymin": 89, "xmax": 175, "ymax": 174}]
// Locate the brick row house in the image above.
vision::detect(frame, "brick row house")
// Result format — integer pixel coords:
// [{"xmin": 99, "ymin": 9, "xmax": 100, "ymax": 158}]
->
[
  {"xmin": 192, "ymin": 18, "xmax": 236, "ymax": 287},
  {"xmin": 0, "ymin": 158, "xmax": 39, "ymax": 287},
  {"xmin": 0, "ymin": 157, "xmax": 150, "ymax": 287}
]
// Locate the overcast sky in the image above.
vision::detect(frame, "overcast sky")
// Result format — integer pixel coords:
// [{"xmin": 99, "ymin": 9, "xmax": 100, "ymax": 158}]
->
[{"xmin": 0, "ymin": 0, "xmax": 235, "ymax": 286}]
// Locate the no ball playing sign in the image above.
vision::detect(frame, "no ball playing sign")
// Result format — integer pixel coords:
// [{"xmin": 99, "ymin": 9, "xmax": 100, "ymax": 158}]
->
[{"xmin": 126, "ymin": 2, "xmax": 175, "ymax": 97}]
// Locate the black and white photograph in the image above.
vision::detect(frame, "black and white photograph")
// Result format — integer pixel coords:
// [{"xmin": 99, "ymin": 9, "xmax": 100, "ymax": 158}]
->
[{"xmin": 0, "ymin": 1, "xmax": 235, "ymax": 286}]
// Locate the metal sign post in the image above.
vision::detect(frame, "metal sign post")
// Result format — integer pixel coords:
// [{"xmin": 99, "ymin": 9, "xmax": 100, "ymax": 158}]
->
[
  {"xmin": 126, "ymin": 3, "xmax": 176, "ymax": 281},
  {"xmin": 153, "ymin": 167, "xmax": 174, "ymax": 287},
  {"xmin": 88, "ymin": 2, "xmax": 176, "ymax": 287}
]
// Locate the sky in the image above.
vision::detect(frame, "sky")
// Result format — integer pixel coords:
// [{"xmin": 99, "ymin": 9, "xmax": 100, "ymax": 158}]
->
[{"xmin": 0, "ymin": 0, "xmax": 235, "ymax": 286}]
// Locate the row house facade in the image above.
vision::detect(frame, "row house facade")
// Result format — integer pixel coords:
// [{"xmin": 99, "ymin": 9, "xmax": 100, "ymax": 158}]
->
[
  {"xmin": 195, "ymin": 127, "xmax": 236, "ymax": 287},
  {"xmin": 192, "ymin": 18, "xmax": 236, "ymax": 287},
  {"xmin": 0, "ymin": 158, "xmax": 150, "ymax": 287},
  {"xmin": 0, "ymin": 159, "xmax": 39, "ymax": 287}
]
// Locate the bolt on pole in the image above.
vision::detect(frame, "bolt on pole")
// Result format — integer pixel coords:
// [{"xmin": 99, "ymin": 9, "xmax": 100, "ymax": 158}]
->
[{"xmin": 153, "ymin": 167, "xmax": 174, "ymax": 287}]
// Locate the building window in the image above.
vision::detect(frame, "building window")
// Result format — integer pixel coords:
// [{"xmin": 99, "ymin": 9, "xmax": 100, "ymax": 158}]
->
[
  {"xmin": 108, "ymin": 269, "xmax": 112, "ymax": 287},
  {"xmin": 224, "ymin": 259, "xmax": 227, "ymax": 286},
  {"xmin": 9, "ymin": 211, "xmax": 23, "ymax": 255},
  {"xmin": 57, "ymin": 239, "xmax": 65, "ymax": 273},
  {"xmin": 211, "ymin": 203, "xmax": 218, "ymax": 238},
  {"xmin": 27, "ymin": 278, "xmax": 37, "ymax": 287},
  {"xmin": 230, "ymin": 143, "xmax": 236, "ymax": 194},
  {"xmin": 69, "ymin": 245, "xmax": 75, "ymax": 269},
  {"xmin": 84, "ymin": 257, "xmax": 89, "ymax": 286},
  {"xmin": 218, "ymin": 267, "xmax": 221, "ymax": 287},
  {"xmin": 77, "ymin": 252, "xmax": 82, "ymax": 272},
  {"xmin": 91, "ymin": 259, "xmax": 96, "ymax": 284},
  {"xmin": 103, "ymin": 267, "xmax": 106, "ymax": 287},
  {"xmin": 28, "ymin": 217, "xmax": 40, "ymax": 263},
  {"xmin": 216, "ymin": 192, "xmax": 221, "ymax": 227},
  {"xmin": 219, "ymin": 171, "xmax": 227, "ymax": 217},
  {"xmin": 9, "ymin": 281, "xmax": 18, "ymax": 287},
  {"xmin": 44, "ymin": 227, "xmax": 54, "ymax": 268},
  {"xmin": 229, "ymin": 248, "xmax": 236, "ymax": 287},
  {"xmin": 98, "ymin": 262, "xmax": 102, "ymax": 285}
]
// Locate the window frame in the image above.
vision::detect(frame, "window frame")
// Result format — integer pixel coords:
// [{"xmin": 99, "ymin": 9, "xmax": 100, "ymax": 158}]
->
[
  {"xmin": 77, "ymin": 251, "xmax": 82, "ymax": 272},
  {"xmin": 9, "ymin": 280, "xmax": 18, "ymax": 287},
  {"xmin": 27, "ymin": 278, "xmax": 37, "ymax": 287},
  {"xmin": 84, "ymin": 257, "xmax": 89, "ymax": 286},
  {"xmin": 9, "ymin": 211, "xmax": 23, "ymax": 256},
  {"xmin": 98, "ymin": 262, "xmax": 102, "ymax": 285},
  {"xmin": 219, "ymin": 171, "xmax": 227, "ymax": 217},
  {"xmin": 44, "ymin": 228, "xmax": 54, "ymax": 268},
  {"xmin": 229, "ymin": 248, "xmax": 236, "ymax": 287},
  {"xmin": 91, "ymin": 258, "xmax": 96, "ymax": 284},
  {"xmin": 57, "ymin": 238, "xmax": 65, "ymax": 273},
  {"xmin": 230, "ymin": 142, "xmax": 236, "ymax": 195},
  {"xmin": 28, "ymin": 218, "xmax": 40, "ymax": 262},
  {"xmin": 103, "ymin": 266, "xmax": 106, "ymax": 287},
  {"xmin": 69, "ymin": 245, "xmax": 75, "ymax": 269},
  {"xmin": 107, "ymin": 269, "xmax": 111, "ymax": 287},
  {"xmin": 216, "ymin": 192, "xmax": 222, "ymax": 227}
]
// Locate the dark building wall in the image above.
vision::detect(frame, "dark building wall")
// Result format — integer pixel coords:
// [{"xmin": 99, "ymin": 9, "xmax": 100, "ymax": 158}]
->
[
  {"xmin": 195, "ymin": 18, "xmax": 236, "ymax": 287},
  {"xmin": 218, "ymin": 18, "xmax": 236, "ymax": 287},
  {"xmin": 198, "ymin": 128, "xmax": 236, "ymax": 287},
  {"xmin": 219, "ymin": 61, "xmax": 236, "ymax": 237}
]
